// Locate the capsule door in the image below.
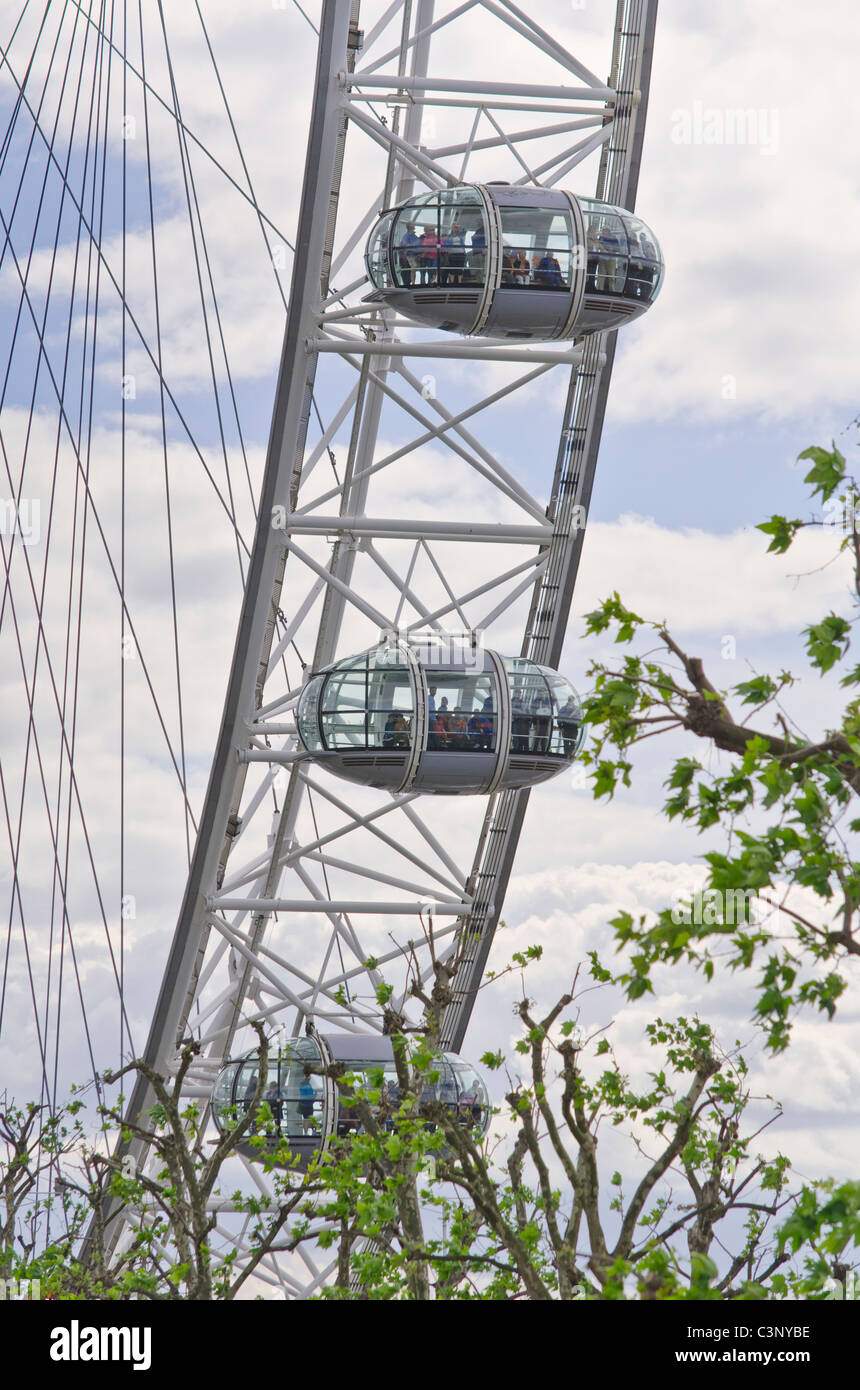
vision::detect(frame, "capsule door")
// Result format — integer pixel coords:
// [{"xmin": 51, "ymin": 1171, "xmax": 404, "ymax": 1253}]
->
[{"xmin": 482, "ymin": 199, "xmax": 577, "ymax": 339}]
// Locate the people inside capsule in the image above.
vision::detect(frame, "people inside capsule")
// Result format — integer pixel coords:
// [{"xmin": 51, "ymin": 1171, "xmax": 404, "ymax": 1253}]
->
[
  {"xmin": 382, "ymin": 711, "xmax": 411, "ymax": 748},
  {"xmin": 470, "ymin": 219, "xmax": 486, "ymax": 279},
  {"xmin": 442, "ymin": 221, "xmax": 466, "ymax": 285},
  {"xmin": 511, "ymin": 249, "xmax": 529, "ymax": 285},
  {"xmin": 213, "ymin": 1043, "xmax": 490, "ymax": 1156},
  {"xmin": 536, "ymin": 250, "xmax": 564, "ymax": 288},
  {"xmin": 297, "ymin": 645, "xmax": 583, "ymax": 768},
  {"xmin": 398, "ymin": 221, "xmax": 421, "ymax": 284},
  {"xmin": 212, "ymin": 1042, "xmax": 325, "ymax": 1150},
  {"xmin": 367, "ymin": 183, "xmax": 662, "ymax": 341},
  {"xmin": 264, "ymin": 1079, "xmax": 282, "ymax": 1129},
  {"xmin": 557, "ymin": 693, "xmax": 581, "ymax": 757}
]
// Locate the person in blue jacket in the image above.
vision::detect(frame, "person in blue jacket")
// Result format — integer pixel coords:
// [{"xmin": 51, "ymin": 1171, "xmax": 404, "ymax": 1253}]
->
[{"xmin": 535, "ymin": 252, "xmax": 564, "ymax": 288}]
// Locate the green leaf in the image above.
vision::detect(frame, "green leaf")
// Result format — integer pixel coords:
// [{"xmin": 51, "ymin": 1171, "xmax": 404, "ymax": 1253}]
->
[
  {"xmin": 757, "ymin": 515, "xmax": 802, "ymax": 554},
  {"xmin": 734, "ymin": 675, "xmax": 778, "ymax": 706},
  {"xmin": 798, "ymin": 443, "xmax": 846, "ymax": 502},
  {"xmin": 804, "ymin": 613, "xmax": 851, "ymax": 672}
]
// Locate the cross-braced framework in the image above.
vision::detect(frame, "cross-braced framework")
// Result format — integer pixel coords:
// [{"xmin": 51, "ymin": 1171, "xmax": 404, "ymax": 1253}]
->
[
  {"xmin": 118, "ymin": 0, "xmax": 658, "ymax": 1293},
  {"xmin": 0, "ymin": 0, "xmax": 658, "ymax": 1296}
]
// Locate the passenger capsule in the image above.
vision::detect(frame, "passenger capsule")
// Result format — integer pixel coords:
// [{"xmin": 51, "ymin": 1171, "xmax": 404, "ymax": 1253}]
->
[
  {"xmin": 364, "ymin": 182, "xmax": 662, "ymax": 341},
  {"xmin": 296, "ymin": 636, "xmax": 584, "ymax": 795},
  {"xmin": 211, "ymin": 1034, "xmax": 490, "ymax": 1168}
]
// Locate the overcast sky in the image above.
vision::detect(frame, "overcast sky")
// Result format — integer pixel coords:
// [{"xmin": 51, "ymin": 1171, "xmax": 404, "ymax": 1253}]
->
[{"xmin": 2, "ymin": 0, "xmax": 860, "ymax": 1274}]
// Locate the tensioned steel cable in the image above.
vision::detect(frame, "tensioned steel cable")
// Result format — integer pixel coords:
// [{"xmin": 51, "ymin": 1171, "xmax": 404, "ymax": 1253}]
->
[
  {"xmin": 0, "ymin": 755, "xmax": 51, "ymax": 1100},
  {"xmin": 0, "ymin": 1, "xmax": 133, "ymax": 1114},
  {"xmin": 0, "ymin": 4, "xmax": 69, "ymax": 270},
  {"xmin": 136, "ymin": 0, "xmax": 192, "ymax": 867},
  {"xmin": 63, "ymin": 0, "xmax": 297, "ymax": 249},
  {"xmin": 0, "ymin": 32, "xmax": 253, "ymax": 856},
  {"xmin": 290, "ymin": 0, "xmax": 319, "ymax": 36},
  {"xmin": 154, "ymin": 0, "xmax": 250, "ymax": 586},
  {"xmin": 0, "ymin": 0, "xmax": 225, "ymax": 1134},
  {"xmin": 0, "ymin": 3, "xmax": 102, "ymax": 1080},
  {"xmin": 157, "ymin": 0, "xmax": 317, "ymax": 873},
  {"xmin": 305, "ymin": 785, "xmax": 352, "ymax": 1011},
  {"xmin": 0, "ymin": 0, "xmax": 328, "ymax": 1147},
  {"xmin": 1, "ymin": 1, "xmax": 102, "ymax": 1075},
  {"xmin": 0, "ymin": 0, "xmax": 33, "ymax": 81},
  {"xmin": 49, "ymin": 0, "xmax": 109, "ymax": 1117},
  {"xmin": 193, "ymin": 0, "xmax": 277, "ymax": 518},
  {"xmin": 193, "ymin": 0, "xmax": 289, "ymax": 327},
  {"xmin": 0, "ymin": 0, "xmax": 49, "ymax": 172},
  {"xmin": 1, "ymin": 8, "xmax": 162, "ymax": 1129},
  {"xmin": 192, "ymin": 0, "xmax": 346, "ymax": 503},
  {"xmin": 0, "ymin": 189, "xmax": 205, "ymax": 824},
  {"xmin": 39, "ymin": 0, "xmax": 123, "ymax": 1227},
  {"xmin": 0, "ymin": 530, "xmax": 104, "ymax": 1105},
  {"xmin": 0, "ymin": 48, "xmax": 256, "ymax": 557},
  {"xmin": 0, "ymin": 6, "xmax": 79, "ymax": 433},
  {"xmin": 192, "ymin": 0, "xmax": 329, "ymax": 737},
  {"xmin": 193, "ymin": 0, "xmax": 335, "ymax": 785},
  {"xmin": 4, "ymin": 4, "xmax": 333, "ymax": 543},
  {"xmin": 53, "ymin": 0, "xmax": 119, "ymax": 1122}
]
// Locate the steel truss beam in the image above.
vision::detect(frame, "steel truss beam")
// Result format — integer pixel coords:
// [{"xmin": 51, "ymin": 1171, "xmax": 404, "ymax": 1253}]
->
[{"xmin": 93, "ymin": 0, "xmax": 659, "ymax": 1294}]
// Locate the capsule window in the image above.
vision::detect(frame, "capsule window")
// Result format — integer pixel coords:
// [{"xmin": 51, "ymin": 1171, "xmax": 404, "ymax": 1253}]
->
[
  {"xmin": 620, "ymin": 213, "xmax": 661, "ymax": 303},
  {"xmin": 319, "ymin": 655, "xmax": 414, "ymax": 751},
  {"xmin": 273, "ymin": 1060, "xmax": 324, "ymax": 1139},
  {"xmin": 583, "ymin": 210, "xmax": 628, "ymax": 296},
  {"xmin": 321, "ymin": 662, "xmax": 372, "ymax": 750},
  {"xmin": 369, "ymin": 664, "xmax": 413, "ymax": 750},
  {"xmin": 505, "ymin": 657, "xmax": 582, "ymax": 758},
  {"xmin": 509, "ymin": 670, "xmax": 554, "ymax": 753},
  {"xmin": 392, "ymin": 194, "xmax": 487, "ymax": 289},
  {"xmin": 499, "ymin": 206, "xmax": 573, "ymax": 290},
  {"xmin": 427, "ymin": 671, "xmax": 497, "ymax": 752},
  {"xmin": 334, "ymin": 1059, "xmax": 399, "ymax": 1136},
  {"xmin": 297, "ymin": 674, "xmax": 325, "ymax": 752},
  {"xmin": 335, "ymin": 1057, "xmax": 488, "ymax": 1135},
  {"xmin": 543, "ymin": 669, "xmax": 584, "ymax": 758},
  {"xmin": 212, "ymin": 1040, "xmax": 325, "ymax": 1146},
  {"xmin": 367, "ymin": 211, "xmax": 396, "ymax": 289}
]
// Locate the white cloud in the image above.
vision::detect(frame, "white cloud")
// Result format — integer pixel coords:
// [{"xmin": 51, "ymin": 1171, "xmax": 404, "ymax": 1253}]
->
[
  {"xmin": 466, "ymin": 860, "xmax": 860, "ymax": 1183},
  {"xmin": 576, "ymin": 513, "xmax": 856, "ymax": 635},
  {"xmin": 610, "ymin": 0, "xmax": 860, "ymax": 422}
]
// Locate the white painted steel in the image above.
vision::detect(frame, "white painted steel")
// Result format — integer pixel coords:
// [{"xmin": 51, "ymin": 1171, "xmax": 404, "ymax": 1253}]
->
[{"xmin": 95, "ymin": 0, "xmax": 659, "ymax": 1296}]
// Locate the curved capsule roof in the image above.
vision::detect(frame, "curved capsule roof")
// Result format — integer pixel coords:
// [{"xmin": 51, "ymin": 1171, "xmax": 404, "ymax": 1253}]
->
[
  {"xmin": 364, "ymin": 182, "xmax": 662, "ymax": 342},
  {"xmin": 296, "ymin": 637, "xmax": 584, "ymax": 795},
  {"xmin": 212, "ymin": 1035, "xmax": 490, "ymax": 1168}
]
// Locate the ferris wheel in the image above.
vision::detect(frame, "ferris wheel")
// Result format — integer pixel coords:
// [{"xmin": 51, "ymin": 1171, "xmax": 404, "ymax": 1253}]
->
[{"xmin": 0, "ymin": 0, "xmax": 659, "ymax": 1296}]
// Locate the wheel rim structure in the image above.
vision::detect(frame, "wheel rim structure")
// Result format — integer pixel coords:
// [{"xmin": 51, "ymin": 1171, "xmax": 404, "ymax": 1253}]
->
[{"xmin": 0, "ymin": 0, "xmax": 659, "ymax": 1297}]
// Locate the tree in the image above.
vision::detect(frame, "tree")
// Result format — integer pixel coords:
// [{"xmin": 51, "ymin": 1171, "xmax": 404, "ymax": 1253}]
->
[
  {"xmin": 3, "ymin": 443, "xmax": 860, "ymax": 1300},
  {"xmin": 220, "ymin": 930, "xmax": 857, "ymax": 1301},
  {"xmin": 580, "ymin": 442, "xmax": 860, "ymax": 1050},
  {"xmin": 302, "ymin": 953, "xmax": 797, "ymax": 1301},
  {"xmin": 0, "ymin": 1026, "xmax": 338, "ymax": 1300},
  {"xmin": 1, "ymin": 938, "xmax": 857, "ymax": 1301},
  {"xmin": 286, "ymin": 441, "xmax": 860, "ymax": 1298},
  {"xmin": 0, "ymin": 1094, "xmax": 89, "ymax": 1282}
]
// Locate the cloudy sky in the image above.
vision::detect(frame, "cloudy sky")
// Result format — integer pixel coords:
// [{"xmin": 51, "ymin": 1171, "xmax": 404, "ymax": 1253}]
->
[{"xmin": 2, "ymin": 0, "xmax": 860, "ymax": 1281}]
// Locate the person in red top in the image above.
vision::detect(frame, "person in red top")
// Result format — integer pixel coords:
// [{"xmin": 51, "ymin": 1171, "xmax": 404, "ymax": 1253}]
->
[{"xmin": 419, "ymin": 225, "xmax": 439, "ymax": 284}]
